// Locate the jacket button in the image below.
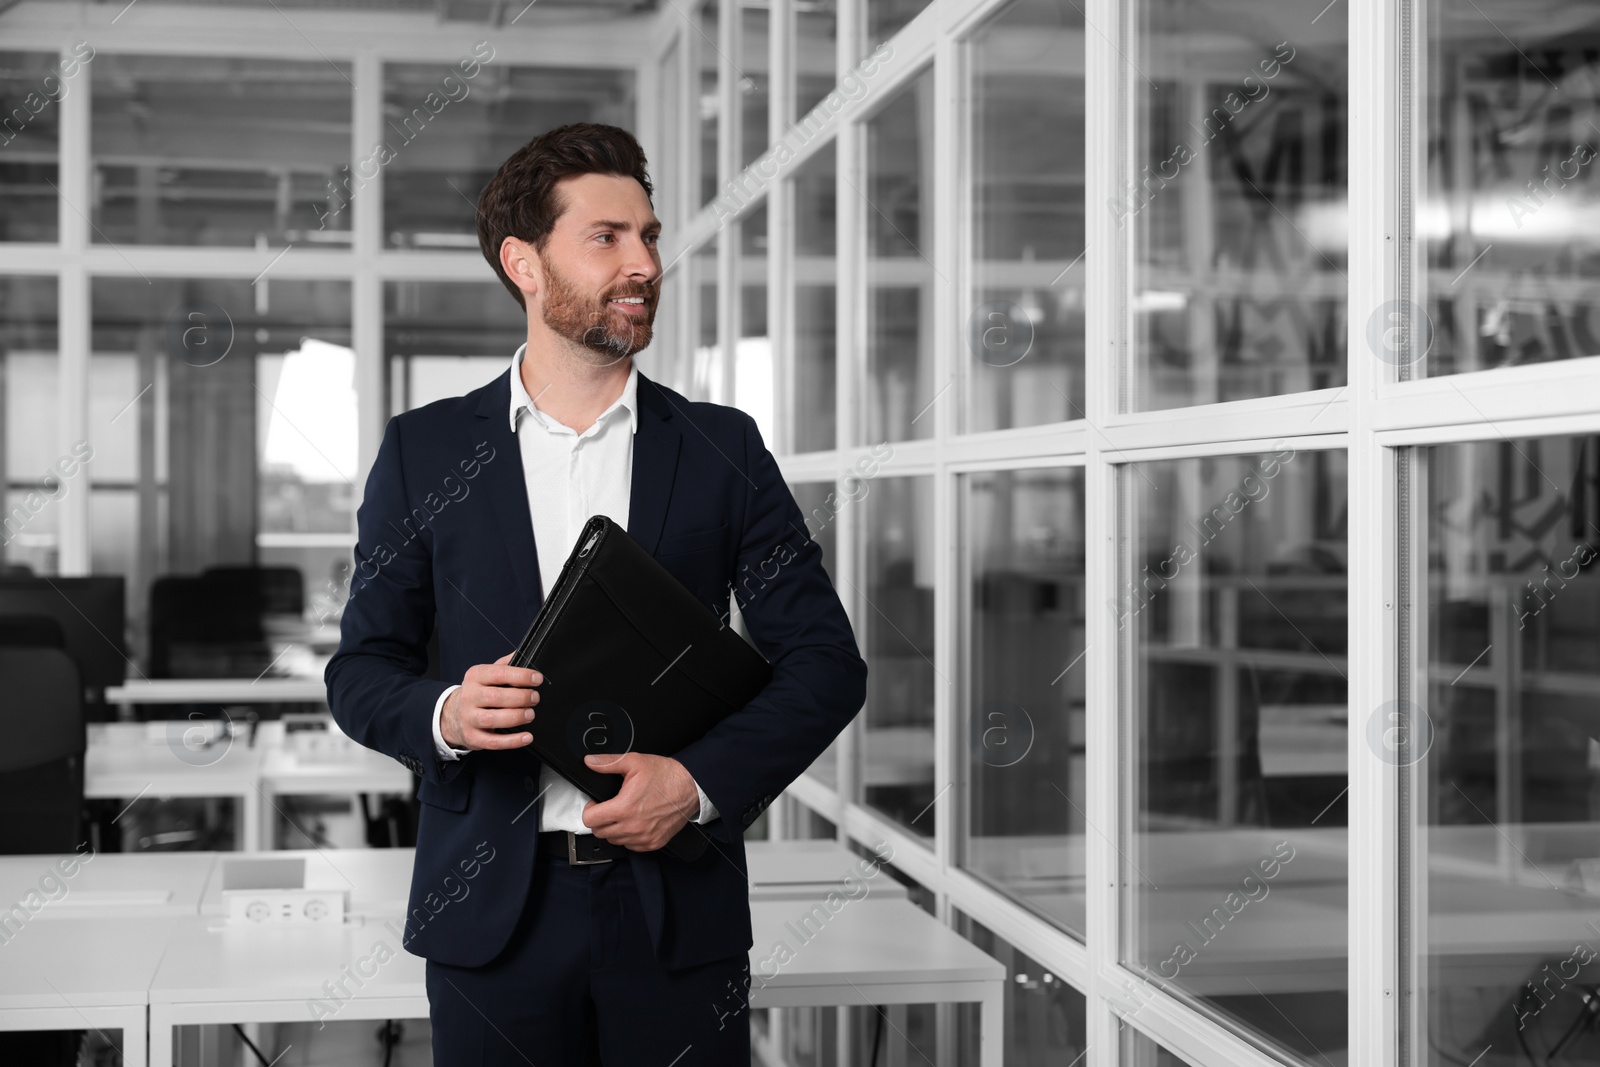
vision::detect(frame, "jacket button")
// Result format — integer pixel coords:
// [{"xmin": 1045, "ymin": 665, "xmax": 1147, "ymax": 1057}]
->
[{"xmin": 523, "ymin": 776, "xmax": 538, "ymax": 792}]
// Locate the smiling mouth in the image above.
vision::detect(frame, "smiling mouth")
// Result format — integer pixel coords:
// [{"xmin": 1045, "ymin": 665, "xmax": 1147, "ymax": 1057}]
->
[{"xmin": 607, "ymin": 297, "xmax": 649, "ymax": 315}]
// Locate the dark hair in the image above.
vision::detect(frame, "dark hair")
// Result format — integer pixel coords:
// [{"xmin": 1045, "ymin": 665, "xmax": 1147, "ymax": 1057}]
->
[{"xmin": 475, "ymin": 122, "xmax": 655, "ymax": 309}]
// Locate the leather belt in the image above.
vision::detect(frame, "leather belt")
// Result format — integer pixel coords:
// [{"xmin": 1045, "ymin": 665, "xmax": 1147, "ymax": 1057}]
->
[{"xmin": 538, "ymin": 829, "xmax": 628, "ymax": 865}]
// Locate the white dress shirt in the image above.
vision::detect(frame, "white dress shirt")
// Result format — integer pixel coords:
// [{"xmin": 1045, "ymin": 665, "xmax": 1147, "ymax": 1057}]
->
[{"xmin": 429, "ymin": 344, "xmax": 719, "ymax": 832}]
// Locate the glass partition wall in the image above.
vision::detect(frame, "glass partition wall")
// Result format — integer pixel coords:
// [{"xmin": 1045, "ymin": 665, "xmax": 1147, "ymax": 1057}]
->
[
  {"xmin": 7, "ymin": 0, "xmax": 1600, "ymax": 1063},
  {"xmin": 712, "ymin": 0, "xmax": 1600, "ymax": 1064},
  {"xmin": 0, "ymin": 17, "xmax": 639, "ymax": 682}
]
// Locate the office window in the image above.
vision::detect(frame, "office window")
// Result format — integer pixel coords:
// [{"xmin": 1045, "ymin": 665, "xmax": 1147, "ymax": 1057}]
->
[
  {"xmin": 1417, "ymin": 3, "xmax": 1600, "ymax": 376},
  {"xmin": 790, "ymin": 141, "xmax": 836, "ymax": 453},
  {"xmin": 736, "ymin": 202, "xmax": 774, "ymax": 443},
  {"xmin": 959, "ymin": 465, "xmax": 1087, "ymax": 936},
  {"xmin": 0, "ymin": 51, "xmax": 66, "ymax": 243},
  {"xmin": 383, "ymin": 63, "xmax": 635, "ymax": 250},
  {"xmin": 792, "ymin": 479, "xmax": 841, "ymax": 788},
  {"xmin": 864, "ymin": 67, "xmax": 935, "ymax": 444},
  {"xmin": 1121, "ymin": 448, "xmax": 1348, "ymax": 1063},
  {"xmin": 91, "ymin": 277, "xmax": 351, "ymax": 673},
  {"xmin": 1, "ymin": 275, "xmax": 59, "ymax": 573},
  {"xmin": 861, "ymin": 473, "xmax": 936, "ymax": 837},
  {"xmin": 649, "ymin": 248, "xmax": 690, "ymax": 400},
  {"xmin": 739, "ymin": 2, "xmax": 769, "ymax": 170},
  {"xmin": 863, "ymin": 0, "xmax": 932, "ymax": 59},
  {"xmin": 689, "ymin": 233, "xmax": 721, "ymax": 403},
  {"xmin": 1415, "ymin": 435, "xmax": 1600, "ymax": 1063},
  {"xmin": 1127, "ymin": 3, "xmax": 1348, "ymax": 411},
  {"xmin": 91, "ymin": 55, "xmax": 352, "ymax": 247},
  {"xmin": 658, "ymin": 39, "xmax": 683, "ymax": 234},
  {"xmin": 792, "ymin": 482, "xmax": 839, "ymax": 585},
  {"xmin": 697, "ymin": 0, "xmax": 720, "ymax": 210},
  {"xmin": 384, "ymin": 281, "xmax": 524, "ymax": 418},
  {"xmin": 964, "ymin": 0, "xmax": 1086, "ymax": 432},
  {"xmin": 955, "ymin": 909, "xmax": 1088, "ymax": 1066},
  {"xmin": 1122, "ymin": 1024, "xmax": 1200, "ymax": 1067},
  {"xmin": 793, "ymin": 0, "xmax": 837, "ymax": 121}
]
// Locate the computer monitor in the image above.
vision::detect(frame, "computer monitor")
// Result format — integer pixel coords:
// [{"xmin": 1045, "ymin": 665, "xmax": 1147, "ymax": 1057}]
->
[{"xmin": 0, "ymin": 576, "xmax": 127, "ymax": 711}]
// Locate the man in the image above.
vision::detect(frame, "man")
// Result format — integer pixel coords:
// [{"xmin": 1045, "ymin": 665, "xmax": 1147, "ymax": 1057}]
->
[{"xmin": 325, "ymin": 121, "xmax": 867, "ymax": 1066}]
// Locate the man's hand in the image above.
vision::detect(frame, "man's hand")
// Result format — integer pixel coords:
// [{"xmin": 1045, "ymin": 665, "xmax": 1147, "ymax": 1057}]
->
[
  {"xmin": 440, "ymin": 652, "xmax": 543, "ymax": 751},
  {"xmin": 580, "ymin": 752, "xmax": 700, "ymax": 851}
]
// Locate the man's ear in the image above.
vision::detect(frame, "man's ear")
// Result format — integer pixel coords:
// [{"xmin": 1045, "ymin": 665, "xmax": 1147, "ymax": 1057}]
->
[{"xmin": 500, "ymin": 235, "xmax": 541, "ymax": 304}]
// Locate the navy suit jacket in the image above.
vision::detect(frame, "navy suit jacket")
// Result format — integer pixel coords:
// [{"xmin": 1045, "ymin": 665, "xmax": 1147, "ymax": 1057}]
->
[{"xmin": 325, "ymin": 364, "xmax": 867, "ymax": 971}]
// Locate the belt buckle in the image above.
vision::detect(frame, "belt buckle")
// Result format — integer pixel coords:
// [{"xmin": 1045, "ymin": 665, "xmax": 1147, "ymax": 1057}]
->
[{"xmin": 567, "ymin": 830, "xmax": 613, "ymax": 865}]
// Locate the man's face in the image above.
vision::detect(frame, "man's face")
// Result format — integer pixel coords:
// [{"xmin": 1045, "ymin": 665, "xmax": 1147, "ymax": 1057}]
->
[{"xmin": 536, "ymin": 172, "xmax": 662, "ymax": 366}]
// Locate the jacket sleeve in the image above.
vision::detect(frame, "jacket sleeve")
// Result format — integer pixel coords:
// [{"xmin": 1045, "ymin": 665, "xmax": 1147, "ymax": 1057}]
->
[
  {"xmin": 671, "ymin": 412, "xmax": 868, "ymax": 833},
  {"xmin": 324, "ymin": 414, "xmax": 464, "ymax": 786}
]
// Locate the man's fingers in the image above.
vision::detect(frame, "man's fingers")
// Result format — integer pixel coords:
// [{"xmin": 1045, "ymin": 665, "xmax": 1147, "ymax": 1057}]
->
[
  {"xmin": 466, "ymin": 726, "xmax": 533, "ymax": 750},
  {"xmin": 470, "ymin": 664, "xmax": 542, "ymax": 688},
  {"xmin": 488, "ymin": 655, "xmax": 544, "ymax": 685},
  {"xmin": 467, "ymin": 704, "xmax": 536, "ymax": 731},
  {"xmin": 469, "ymin": 685, "xmax": 540, "ymax": 709}
]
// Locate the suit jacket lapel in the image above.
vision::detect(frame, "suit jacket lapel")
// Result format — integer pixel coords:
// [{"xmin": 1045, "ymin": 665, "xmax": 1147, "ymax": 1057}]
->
[
  {"xmin": 471, "ymin": 368, "xmax": 544, "ymax": 619},
  {"xmin": 627, "ymin": 370, "xmax": 682, "ymax": 556},
  {"xmin": 469, "ymin": 364, "xmax": 684, "ymax": 618}
]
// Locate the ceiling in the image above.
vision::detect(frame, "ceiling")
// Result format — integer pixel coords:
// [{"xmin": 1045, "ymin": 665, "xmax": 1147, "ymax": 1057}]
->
[{"xmin": 68, "ymin": 0, "xmax": 661, "ymax": 24}]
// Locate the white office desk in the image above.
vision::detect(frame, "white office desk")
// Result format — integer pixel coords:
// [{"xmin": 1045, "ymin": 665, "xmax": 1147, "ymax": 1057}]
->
[
  {"xmin": 0, "ymin": 916, "xmax": 174, "ymax": 1067},
  {"xmin": 198, "ymin": 848, "xmax": 414, "ymax": 920},
  {"xmin": 0, "ymin": 852, "xmax": 215, "ymax": 1066},
  {"xmin": 747, "ymin": 896, "xmax": 1006, "ymax": 1067},
  {"xmin": 196, "ymin": 844, "xmax": 903, "ymax": 914},
  {"xmin": 0, "ymin": 852, "xmax": 217, "ymax": 920},
  {"xmin": 86, "ymin": 723, "xmax": 267, "ymax": 851},
  {"xmin": 147, "ymin": 916, "xmax": 426, "ymax": 1067},
  {"xmin": 86, "ymin": 720, "xmax": 414, "ymax": 852},
  {"xmin": 139, "ymin": 842, "xmax": 1001, "ymax": 1065},
  {"xmin": 254, "ymin": 722, "xmax": 413, "ymax": 849},
  {"xmin": 745, "ymin": 838, "xmax": 908, "ymax": 901},
  {"xmin": 256, "ymin": 723, "xmax": 412, "ymax": 794},
  {"xmin": 105, "ymin": 678, "xmax": 329, "ymax": 706}
]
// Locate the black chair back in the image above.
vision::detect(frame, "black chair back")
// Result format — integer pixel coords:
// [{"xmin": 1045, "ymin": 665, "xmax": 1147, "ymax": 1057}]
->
[
  {"xmin": 149, "ymin": 567, "xmax": 306, "ymax": 678},
  {"xmin": 0, "ymin": 613, "xmax": 66, "ymax": 649},
  {"xmin": 0, "ymin": 647, "xmax": 86, "ymax": 854}
]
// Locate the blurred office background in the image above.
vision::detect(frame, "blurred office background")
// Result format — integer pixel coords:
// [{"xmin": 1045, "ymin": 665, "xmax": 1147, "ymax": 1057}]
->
[{"xmin": 3, "ymin": 0, "xmax": 1600, "ymax": 1065}]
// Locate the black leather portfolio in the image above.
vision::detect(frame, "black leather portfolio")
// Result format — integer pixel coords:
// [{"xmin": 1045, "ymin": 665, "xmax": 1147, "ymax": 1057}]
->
[{"xmin": 506, "ymin": 513, "xmax": 773, "ymax": 862}]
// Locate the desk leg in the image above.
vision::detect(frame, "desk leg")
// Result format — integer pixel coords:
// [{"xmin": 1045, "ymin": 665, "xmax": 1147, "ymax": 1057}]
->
[
  {"xmin": 90, "ymin": 1005, "xmax": 147, "ymax": 1067},
  {"xmin": 149, "ymin": 1005, "xmax": 173, "ymax": 1067},
  {"xmin": 885, "ymin": 1004, "xmax": 908, "ymax": 1067},
  {"xmin": 769, "ymin": 1005, "xmax": 786, "ymax": 1064},
  {"xmin": 979, "ymin": 985, "xmax": 1004, "ymax": 1067},
  {"xmin": 242, "ymin": 789, "xmax": 262, "ymax": 852},
  {"xmin": 127, "ymin": 1007, "xmax": 148, "ymax": 1067}
]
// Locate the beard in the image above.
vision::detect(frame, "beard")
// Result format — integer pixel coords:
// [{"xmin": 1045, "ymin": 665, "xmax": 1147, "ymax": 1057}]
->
[{"xmin": 540, "ymin": 260, "xmax": 655, "ymax": 366}]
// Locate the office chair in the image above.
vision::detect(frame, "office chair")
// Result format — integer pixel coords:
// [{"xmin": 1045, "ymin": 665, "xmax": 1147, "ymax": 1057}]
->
[
  {"xmin": 149, "ymin": 567, "xmax": 308, "ymax": 679},
  {"xmin": 0, "ymin": 612, "xmax": 67, "ymax": 649},
  {"xmin": 0, "ymin": 646, "xmax": 86, "ymax": 1066},
  {"xmin": 202, "ymin": 564, "xmax": 305, "ymax": 616},
  {"xmin": 149, "ymin": 574, "xmax": 263, "ymax": 678},
  {"xmin": 0, "ymin": 646, "xmax": 86, "ymax": 853}
]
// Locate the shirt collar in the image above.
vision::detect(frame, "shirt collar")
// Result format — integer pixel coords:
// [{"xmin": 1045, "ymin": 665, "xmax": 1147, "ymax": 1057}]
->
[{"xmin": 507, "ymin": 342, "xmax": 638, "ymax": 437}]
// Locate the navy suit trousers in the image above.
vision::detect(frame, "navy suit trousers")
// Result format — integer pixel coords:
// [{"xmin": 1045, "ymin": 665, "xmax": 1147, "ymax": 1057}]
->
[{"xmin": 425, "ymin": 847, "xmax": 752, "ymax": 1067}]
